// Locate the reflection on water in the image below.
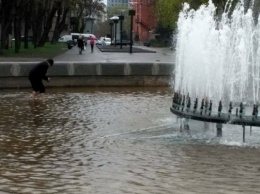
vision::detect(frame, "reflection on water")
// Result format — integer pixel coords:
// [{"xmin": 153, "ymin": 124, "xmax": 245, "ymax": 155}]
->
[{"xmin": 1, "ymin": 87, "xmax": 260, "ymax": 194}]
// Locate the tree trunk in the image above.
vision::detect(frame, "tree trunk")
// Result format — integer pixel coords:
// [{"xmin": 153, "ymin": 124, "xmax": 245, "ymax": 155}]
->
[
  {"xmin": 23, "ymin": 1, "xmax": 31, "ymax": 49},
  {"xmin": 31, "ymin": 1, "xmax": 44, "ymax": 48},
  {"xmin": 37, "ymin": 5, "xmax": 57, "ymax": 47},
  {"xmin": 14, "ymin": 16, "xmax": 21, "ymax": 53},
  {"xmin": 14, "ymin": 0, "xmax": 25, "ymax": 53},
  {"xmin": 0, "ymin": 0, "xmax": 15, "ymax": 50},
  {"xmin": 52, "ymin": 3, "xmax": 70, "ymax": 43}
]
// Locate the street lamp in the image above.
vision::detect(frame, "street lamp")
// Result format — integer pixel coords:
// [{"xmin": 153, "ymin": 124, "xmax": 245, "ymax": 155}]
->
[
  {"xmin": 118, "ymin": 14, "xmax": 124, "ymax": 49},
  {"xmin": 128, "ymin": 9, "xmax": 136, "ymax": 54},
  {"xmin": 109, "ymin": 21, "xmax": 113, "ymax": 41},
  {"xmin": 110, "ymin": 16, "xmax": 119, "ymax": 47}
]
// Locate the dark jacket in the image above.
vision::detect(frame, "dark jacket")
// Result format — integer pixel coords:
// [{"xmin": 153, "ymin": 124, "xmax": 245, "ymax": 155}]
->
[
  {"xmin": 29, "ymin": 61, "xmax": 49, "ymax": 81},
  {"xmin": 78, "ymin": 39, "xmax": 84, "ymax": 47}
]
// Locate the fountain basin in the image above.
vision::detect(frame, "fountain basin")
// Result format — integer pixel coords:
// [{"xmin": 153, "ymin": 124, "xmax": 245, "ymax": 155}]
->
[{"xmin": 0, "ymin": 62, "xmax": 174, "ymax": 88}]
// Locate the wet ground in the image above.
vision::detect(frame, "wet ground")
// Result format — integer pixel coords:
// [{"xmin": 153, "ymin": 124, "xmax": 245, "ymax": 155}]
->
[
  {"xmin": 1, "ymin": 87, "xmax": 260, "ymax": 194},
  {"xmin": 0, "ymin": 45, "xmax": 175, "ymax": 63},
  {"xmin": 53, "ymin": 45, "xmax": 175, "ymax": 63}
]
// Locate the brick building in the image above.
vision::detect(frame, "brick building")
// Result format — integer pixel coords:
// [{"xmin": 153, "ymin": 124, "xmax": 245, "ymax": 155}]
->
[{"xmin": 129, "ymin": 0, "xmax": 157, "ymax": 42}]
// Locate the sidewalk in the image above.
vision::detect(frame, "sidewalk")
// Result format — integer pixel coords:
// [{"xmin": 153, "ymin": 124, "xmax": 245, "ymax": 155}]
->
[
  {"xmin": 0, "ymin": 45, "xmax": 175, "ymax": 64},
  {"xmin": 53, "ymin": 45, "xmax": 175, "ymax": 63},
  {"xmin": 0, "ymin": 45, "xmax": 175, "ymax": 88}
]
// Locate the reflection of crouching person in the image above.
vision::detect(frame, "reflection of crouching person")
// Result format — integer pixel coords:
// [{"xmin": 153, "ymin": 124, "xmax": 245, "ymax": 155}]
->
[{"xmin": 29, "ymin": 59, "xmax": 54, "ymax": 99}]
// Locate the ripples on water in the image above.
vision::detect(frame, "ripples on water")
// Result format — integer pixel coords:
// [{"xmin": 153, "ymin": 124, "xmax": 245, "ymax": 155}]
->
[{"xmin": 0, "ymin": 87, "xmax": 260, "ymax": 194}]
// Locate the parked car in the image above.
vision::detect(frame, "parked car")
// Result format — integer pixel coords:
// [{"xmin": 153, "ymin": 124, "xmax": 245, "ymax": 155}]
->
[
  {"xmin": 102, "ymin": 38, "xmax": 111, "ymax": 45},
  {"xmin": 96, "ymin": 37, "xmax": 105, "ymax": 45},
  {"xmin": 67, "ymin": 40, "xmax": 74, "ymax": 49},
  {"xmin": 12, "ymin": 36, "xmax": 33, "ymax": 42},
  {"xmin": 59, "ymin": 33, "xmax": 96, "ymax": 45},
  {"xmin": 58, "ymin": 35, "xmax": 73, "ymax": 43}
]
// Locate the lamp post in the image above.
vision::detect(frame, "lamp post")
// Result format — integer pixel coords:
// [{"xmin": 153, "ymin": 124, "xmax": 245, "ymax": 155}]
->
[
  {"xmin": 109, "ymin": 21, "xmax": 113, "ymax": 41},
  {"xmin": 114, "ymin": 19, "xmax": 118, "ymax": 47},
  {"xmin": 128, "ymin": 9, "xmax": 136, "ymax": 54},
  {"xmin": 110, "ymin": 16, "xmax": 119, "ymax": 47},
  {"xmin": 118, "ymin": 14, "xmax": 124, "ymax": 49}
]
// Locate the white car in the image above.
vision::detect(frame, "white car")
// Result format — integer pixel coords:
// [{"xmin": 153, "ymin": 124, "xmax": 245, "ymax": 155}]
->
[
  {"xmin": 102, "ymin": 38, "xmax": 111, "ymax": 45},
  {"xmin": 96, "ymin": 37, "xmax": 105, "ymax": 45},
  {"xmin": 58, "ymin": 35, "xmax": 72, "ymax": 42}
]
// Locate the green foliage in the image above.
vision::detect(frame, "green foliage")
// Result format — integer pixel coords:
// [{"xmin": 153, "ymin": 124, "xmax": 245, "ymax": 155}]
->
[
  {"xmin": 154, "ymin": 0, "xmax": 238, "ymax": 45},
  {"xmin": 0, "ymin": 0, "xmax": 105, "ymax": 51},
  {"xmin": 107, "ymin": 4, "xmax": 129, "ymax": 18},
  {"xmin": 155, "ymin": 0, "xmax": 240, "ymax": 30},
  {"xmin": 150, "ymin": 39, "xmax": 172, "ymax": 47},
  {"xmin": 154, "ymin": 0, "xmax": 197, "ymax": 37},
  {"xmin": 155, "ymin": 0, "xmax": 189, "ymax": 29},
  {"xmin": 70, "ymin": 0, "xmax": 105, "ymax": 33}
]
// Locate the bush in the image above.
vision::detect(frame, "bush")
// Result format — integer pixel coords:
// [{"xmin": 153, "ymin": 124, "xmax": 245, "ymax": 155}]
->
[{"xmin": 149, "ymin": 39, "xmax": 172, "ymax": 47}]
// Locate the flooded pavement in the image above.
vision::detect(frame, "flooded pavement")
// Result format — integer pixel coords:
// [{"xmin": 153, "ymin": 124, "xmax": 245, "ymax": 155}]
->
[{"xmin": 1, "ymin": 87, "xmax": 260, "ymax": 194}]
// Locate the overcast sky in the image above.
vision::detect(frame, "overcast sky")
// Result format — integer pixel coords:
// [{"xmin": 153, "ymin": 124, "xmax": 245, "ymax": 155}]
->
[{"xmin": 103, "ymin": 0, "xmax": 107, "ymax": 5}]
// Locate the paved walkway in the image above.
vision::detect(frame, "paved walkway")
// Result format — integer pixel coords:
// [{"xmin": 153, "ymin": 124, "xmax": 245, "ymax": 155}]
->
[
  {"xmin": 0, "ymin": 45, "xmax": 175, "ymax": 63},
  {"xmin": 54, "ymin": 45, "xmax": 175, "ymax": 63}
]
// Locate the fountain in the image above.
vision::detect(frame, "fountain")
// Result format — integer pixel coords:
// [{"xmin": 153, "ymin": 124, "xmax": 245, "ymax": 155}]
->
[{"xmin": 170, "ymin": 0, "xmax": 260, "ymax": 141}]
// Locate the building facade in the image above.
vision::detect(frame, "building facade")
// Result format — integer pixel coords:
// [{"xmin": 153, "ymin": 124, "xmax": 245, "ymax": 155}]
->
[
  {"xmin": 107, "ymin": 0, "xmax": 129, "ymax": 7},
  {"xmin": 129, "ymin": 0, "xmax": 157, "ymax": 42}
]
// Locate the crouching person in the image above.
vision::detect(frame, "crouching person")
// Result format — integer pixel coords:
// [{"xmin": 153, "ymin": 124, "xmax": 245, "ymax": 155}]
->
[{"xmin": 28, "ymin": 59, "xmax": 54, "ymax": 99}]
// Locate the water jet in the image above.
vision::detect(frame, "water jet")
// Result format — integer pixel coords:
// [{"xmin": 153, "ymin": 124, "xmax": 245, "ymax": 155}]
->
[{"xmin": 170, "ymin": 0, "xmax": 260, "ymax": 142}]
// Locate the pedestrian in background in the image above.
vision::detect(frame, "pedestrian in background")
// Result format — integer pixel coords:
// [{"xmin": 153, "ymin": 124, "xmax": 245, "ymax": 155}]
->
[
  {"xmin": 28, "ymin": 59, "xmax": 54, "ymax": 99},
  {"xmin": 84, "ymin": 36, "xmax": 87, "ymax": 49},
  {"xmin": 90, "ymin": 36, "xmax": 95, "ymax": 53},
  {"xmin": 77, "ymin": 35, "xmax": 84, "ymax": 54}
]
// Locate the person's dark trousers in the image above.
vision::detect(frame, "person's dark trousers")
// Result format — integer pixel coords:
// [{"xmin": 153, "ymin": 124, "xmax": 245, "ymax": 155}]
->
[
  {"xmin": 79, "ymin": 46, "xmax": 83, "ymax": 54},
  {"xmin": 91, "ymin": 45, "xmax": 94, "ymax": 53}
]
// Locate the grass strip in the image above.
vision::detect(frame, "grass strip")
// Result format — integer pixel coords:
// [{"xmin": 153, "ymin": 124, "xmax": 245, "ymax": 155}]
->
[{"xmin": 0, "ymin": 42, "xmax": 68, "ymax": 59}]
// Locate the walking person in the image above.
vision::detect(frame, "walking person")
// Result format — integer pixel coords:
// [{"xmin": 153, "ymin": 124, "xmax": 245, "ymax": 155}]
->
[
  {"xmin": 77, "ymin": 35, "xmax": 84, "ymax": 54},
  {"xmin": 28, "ymin": 59, "xmax": 54, "ymax": 99},
  {"xmin": 90, "ymin": 36, "xmax": 95, "ymax": 53},
  {"xmin": 84, "ymin": 36, "xmax": 87, "ymax": 49}
]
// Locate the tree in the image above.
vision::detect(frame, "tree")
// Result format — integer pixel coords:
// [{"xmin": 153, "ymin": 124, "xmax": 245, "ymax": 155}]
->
[
  {"xmin": 155, "ymin": 0, "xmax": 211, "ymax": 30},
  {"xmin": 13, "ymin": 0, "xmax": 25, "ymax": 53},
  {"xmin": 23, "ymin": 0, "xmax": 32, "ymax": 49},
  {"xmin": 31, "ymin": 0, "xmax": 45, "ymax": 48},
  {"xmin": 37, "ymin": 0, "xmax": 60, "ymax": 46},
  {"xmin": 70, "ymin": 0, "xmax": 105, "ymax": 33},
  {"xmin": 0, "ymin": 0, "xmax": 15, "ymax": 50},
  {"xmin": 253, "ymin": 0, "xmax": 260, "ymax": 23},
  {"xmin": 51, "ymin": 0, "xmax": 71, "ymax": 44}
]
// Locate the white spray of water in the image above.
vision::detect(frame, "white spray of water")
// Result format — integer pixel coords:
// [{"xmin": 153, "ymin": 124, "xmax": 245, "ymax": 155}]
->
[{"xmin": 174, "ymin": 0, "xmax": 260, "ymax": 106}]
